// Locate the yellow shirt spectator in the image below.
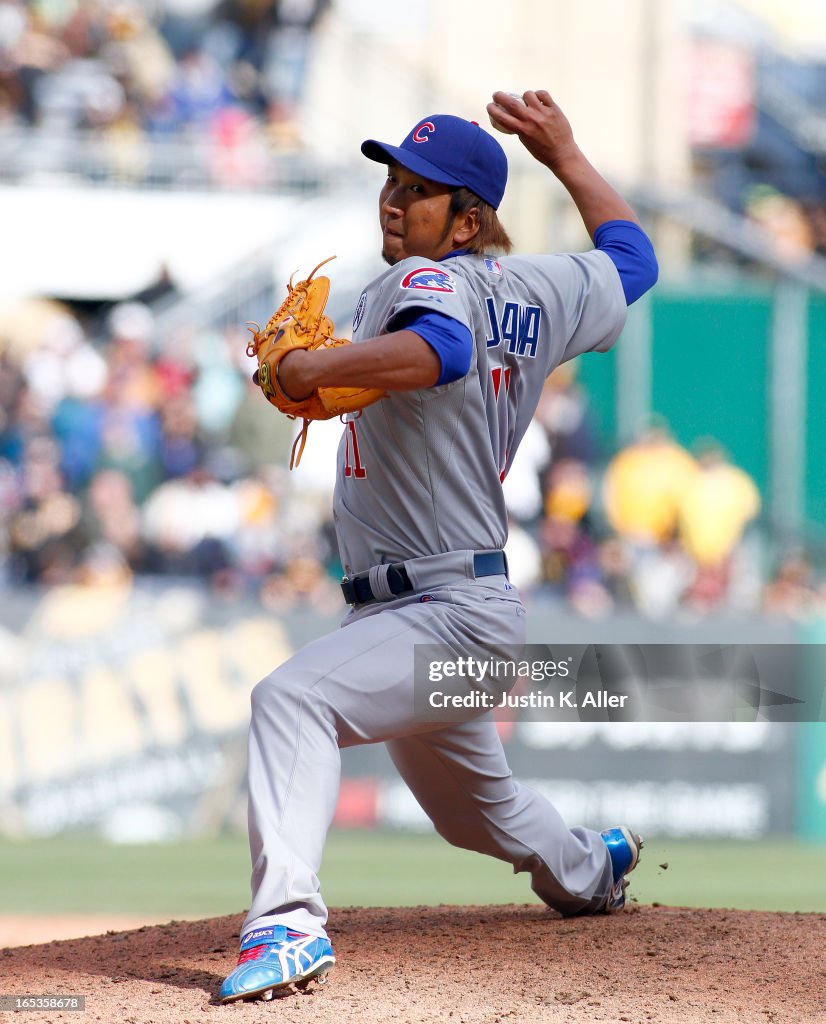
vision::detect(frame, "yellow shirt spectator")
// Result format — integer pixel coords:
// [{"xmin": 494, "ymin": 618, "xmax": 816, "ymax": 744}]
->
[
  {"xmin": 677, "ymin": 457, "xmax": 760, "ymax": 567},
  {"xmin": 602, "ymin": 430, "xmax": 697, "ymax": 544}
]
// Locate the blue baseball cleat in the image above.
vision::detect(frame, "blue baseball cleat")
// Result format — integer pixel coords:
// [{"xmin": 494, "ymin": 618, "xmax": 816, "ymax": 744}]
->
[
  {"xmin": 220, "ymin": 925, "xmax": 335, "ymax": 1002},
  {"xmin": 600, "ymin": 826, "xmax": 643, "ymax": 911}
]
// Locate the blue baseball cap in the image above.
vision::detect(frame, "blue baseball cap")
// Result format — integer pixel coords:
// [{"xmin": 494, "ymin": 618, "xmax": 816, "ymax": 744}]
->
[{"xmin": 361, "ymin": 114, "xmax": 508, "ymax": 210}]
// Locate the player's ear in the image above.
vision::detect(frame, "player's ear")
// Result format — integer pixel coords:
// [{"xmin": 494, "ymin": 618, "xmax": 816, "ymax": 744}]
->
[{"xmin": 453, "ymin": 206, "xmax": 480, "ymax": 247}]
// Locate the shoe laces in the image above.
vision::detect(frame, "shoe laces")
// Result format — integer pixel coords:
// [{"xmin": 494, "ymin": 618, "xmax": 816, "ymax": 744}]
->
[
  {"xmin": 237, "ymin": 930, "xmax": 311, "ymax": 964},
  {"xmin": 237, "ymin": 944, "xmax": 267, "ymax": 964}
]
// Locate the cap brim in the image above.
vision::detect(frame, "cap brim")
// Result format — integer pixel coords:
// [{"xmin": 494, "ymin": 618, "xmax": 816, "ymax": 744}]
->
[{"xmin": 360, "ymin": 139, "xmax": 465, "ymax": 190}]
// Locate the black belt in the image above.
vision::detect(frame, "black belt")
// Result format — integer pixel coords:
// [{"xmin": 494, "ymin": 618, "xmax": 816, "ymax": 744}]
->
[{"xmin": 340, "ymin": 551, "xmax": 508, "ymax": 606}]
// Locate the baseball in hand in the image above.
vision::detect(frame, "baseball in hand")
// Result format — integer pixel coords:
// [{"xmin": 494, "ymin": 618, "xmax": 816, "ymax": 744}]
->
[{"xmin": 488, "ymin": 92, "xmax": 526, "ymax": 135}]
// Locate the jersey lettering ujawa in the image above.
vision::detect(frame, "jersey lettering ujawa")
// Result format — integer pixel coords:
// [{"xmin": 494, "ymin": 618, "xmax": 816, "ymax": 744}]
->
[{"xmin": 333, "ymin": 250, "xmax": 626, "ymax": 575}]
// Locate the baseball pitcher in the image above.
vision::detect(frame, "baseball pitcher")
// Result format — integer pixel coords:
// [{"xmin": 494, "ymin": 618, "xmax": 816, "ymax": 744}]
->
[{"xmin": 221, "ymin": 89, "xmax": 659, "ymax": 1002}]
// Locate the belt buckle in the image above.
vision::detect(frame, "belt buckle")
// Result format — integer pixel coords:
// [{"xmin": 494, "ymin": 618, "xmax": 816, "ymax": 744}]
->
[{"xmin": 340, "ymin": 575, "xmax": 356, "ymax": 605}]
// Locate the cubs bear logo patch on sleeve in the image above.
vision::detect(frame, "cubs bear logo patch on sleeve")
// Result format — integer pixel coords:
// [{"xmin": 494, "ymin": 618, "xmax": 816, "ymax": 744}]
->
[{"xmin": 400, "ymin": 267, "xmax": 456, "ymax": 292}]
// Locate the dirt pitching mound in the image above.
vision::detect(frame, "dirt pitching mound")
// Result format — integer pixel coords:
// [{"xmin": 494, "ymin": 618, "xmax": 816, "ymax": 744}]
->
[{"xmin": 2, "ymin": 905, "xmax": 825, "ymax": 1024}]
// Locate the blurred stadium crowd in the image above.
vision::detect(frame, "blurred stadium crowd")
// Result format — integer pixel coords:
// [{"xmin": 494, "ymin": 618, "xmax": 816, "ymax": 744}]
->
[
  {"xmin": 2, "ymin": 1, "xmax": 826, "ymax": 620},
  {"xmin": 1, "ymin": 0, "xmax": 825, "ymax": 262},
  {"xmin": 0, "ymin": 293, "xmax": 822, "ymax": 622},
  {"xmin": 0, "ymin": 0, "xmax": 329, "ymax": 164}
]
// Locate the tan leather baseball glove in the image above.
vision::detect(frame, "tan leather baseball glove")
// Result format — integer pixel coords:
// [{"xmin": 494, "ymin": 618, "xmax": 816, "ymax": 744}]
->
[{"xmin": 246, "ymin": 257, "xmax": 384, "ymax": 468}]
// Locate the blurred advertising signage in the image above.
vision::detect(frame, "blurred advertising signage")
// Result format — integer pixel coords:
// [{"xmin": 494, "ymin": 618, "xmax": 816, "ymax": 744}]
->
[
  {"xmin": 687, "ymin": 38, "xmax": 756, "ymax": 148},
  {"xmin": 0, "ymin": 582, "xmax": 294, "ymax": 838}
]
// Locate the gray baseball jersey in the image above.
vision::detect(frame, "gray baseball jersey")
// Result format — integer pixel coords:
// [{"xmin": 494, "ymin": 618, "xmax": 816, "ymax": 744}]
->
[
  {"xmin": 241, "ymin": 247, "xmax": 628, "ymax": 946},
  {"xmin": 334, "ymin": 250, "xmax": 626, "ymax": 574}
]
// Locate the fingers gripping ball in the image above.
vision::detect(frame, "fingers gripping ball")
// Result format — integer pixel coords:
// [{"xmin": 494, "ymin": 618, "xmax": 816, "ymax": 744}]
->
[
  {"xmin": 245, "ymin": 256, "xmax": 385, "ymax": 468},
  {"xmin": 488, "ymin": 92, "xmax": 526, "ymax": 135}
]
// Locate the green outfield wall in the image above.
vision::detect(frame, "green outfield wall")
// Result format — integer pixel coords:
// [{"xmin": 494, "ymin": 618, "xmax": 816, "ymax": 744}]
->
[
  {"xmin": 798, "ymin": 620, "xmax": 826, "ymax": 841},
  {"xmin": 577, "ymin": 283, "xmax": 824, "ymax": 533}
]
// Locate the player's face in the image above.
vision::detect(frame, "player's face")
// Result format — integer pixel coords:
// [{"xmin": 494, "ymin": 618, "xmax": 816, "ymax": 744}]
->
[{"xmin": 379, "ymin": 163, "xmax": 462, "ymax": 265}]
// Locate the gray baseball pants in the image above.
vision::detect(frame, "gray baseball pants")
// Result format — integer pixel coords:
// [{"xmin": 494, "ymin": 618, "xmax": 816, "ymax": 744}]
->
[{"xmin": 242, "ymin": 560, "xmax": 614, "ymax": 940}]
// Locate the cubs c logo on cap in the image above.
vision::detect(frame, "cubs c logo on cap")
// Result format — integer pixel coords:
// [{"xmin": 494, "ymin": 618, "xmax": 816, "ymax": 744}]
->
[{"xmin": 412, "ymin": 122, "xmax": 435, "ymax": 143}]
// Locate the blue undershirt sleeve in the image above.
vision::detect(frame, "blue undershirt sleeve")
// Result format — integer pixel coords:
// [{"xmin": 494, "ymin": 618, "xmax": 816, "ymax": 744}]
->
[
  {"xmin": 594, "ymin": 219, "xmax": 659, "ymax": 305},
  {"xmin": 388, "ymin": 309, "xmax": 473, "ymax": 386}
]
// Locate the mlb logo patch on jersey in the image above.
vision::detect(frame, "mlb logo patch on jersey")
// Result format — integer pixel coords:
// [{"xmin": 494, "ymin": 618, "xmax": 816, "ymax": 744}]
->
[
  {"xmin": 400, "ymin": 267, "xmax": 456, "ymax": 293},
  {"xmin": 483, "ymin": 258, "xmax": 502, "ymax": 275}
]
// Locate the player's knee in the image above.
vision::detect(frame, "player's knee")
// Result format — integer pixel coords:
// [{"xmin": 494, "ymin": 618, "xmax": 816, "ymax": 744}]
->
[
  {"xmin": 431, "ymin": 815, "xmax": 476, "ymax": 851},
  {"xmin": 250, "ymin": 665, "xmax": 333, "ymax": 722},
  {"xmin": 250, "ymin": 666, "xmax": 301, "ymax": 715}
]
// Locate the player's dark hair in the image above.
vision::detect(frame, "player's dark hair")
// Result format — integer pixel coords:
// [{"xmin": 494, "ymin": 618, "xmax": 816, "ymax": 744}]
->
[{"xmin": 449, "ymin": 187, "xmax": 513, "ymax": 255}]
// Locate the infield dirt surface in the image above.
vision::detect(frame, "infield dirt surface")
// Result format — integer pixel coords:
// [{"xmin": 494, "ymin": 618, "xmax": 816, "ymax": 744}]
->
[{"xmin": 2, "ymin": 904, "xmax": 825, "ymax": 1024}]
